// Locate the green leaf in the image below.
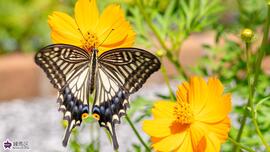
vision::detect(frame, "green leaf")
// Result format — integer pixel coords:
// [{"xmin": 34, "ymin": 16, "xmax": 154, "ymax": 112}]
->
[
  {"xmin": 255, "ymin": 96, "xmax": 270, "ymax": 118},
  {"xmin": 155, "ymin": 93, "xmax": 171, "ymax": 100},
  {"xmin": 128, "ymin": 97, "xmax": 153, "ymax": 117}
]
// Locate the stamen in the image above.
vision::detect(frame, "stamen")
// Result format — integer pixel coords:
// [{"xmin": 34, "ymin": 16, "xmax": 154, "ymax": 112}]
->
[
  {"xmin": 174, "ymin": 102, "xmax": 193, "ymax": 124},
  {"xmin": 81, "ymin": 31, "xmax": 99, "ymax": 51}
]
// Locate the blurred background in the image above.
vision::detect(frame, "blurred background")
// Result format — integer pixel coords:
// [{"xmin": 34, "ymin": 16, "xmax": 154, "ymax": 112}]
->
[{"xmin": 0, "ymin": 0, "xmax": 270, "ymax": 151}]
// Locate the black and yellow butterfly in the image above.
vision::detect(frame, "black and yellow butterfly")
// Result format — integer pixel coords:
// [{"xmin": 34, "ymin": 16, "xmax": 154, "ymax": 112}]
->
[{"xmin": 35, "ymin": 44, "xmax": 160, "ymax": 149}]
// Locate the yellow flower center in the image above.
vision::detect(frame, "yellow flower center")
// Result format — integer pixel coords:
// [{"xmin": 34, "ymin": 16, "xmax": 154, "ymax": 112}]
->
[
  {"xmin": 81, "ymin": 32, "xmax": 99, "ymax": 51},
  {"xmin": 174, "ymin": 102, "xmax": 193, "ymax": 124}
]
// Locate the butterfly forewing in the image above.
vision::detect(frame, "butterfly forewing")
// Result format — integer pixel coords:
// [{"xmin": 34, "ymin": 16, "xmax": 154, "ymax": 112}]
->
[
  {"xmin": 92, "ymin": 48, "xmax": 161, "ymax": 149},
  {"xmin": 98, "ymin": 48, "xmax": 161, "ymax": 93},
  {"xmin": 35, "ymin": 44, "xmax": 93, "ymax": 146}
]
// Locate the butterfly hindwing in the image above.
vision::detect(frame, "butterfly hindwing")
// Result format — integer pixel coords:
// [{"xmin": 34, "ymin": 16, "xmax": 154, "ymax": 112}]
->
[
  {"xmin": 92, "ymin": 67, "xmax": 129, "ymax": 149},
  {"xmin": 35, "ymin": 44, "xmax": 92, "ymax": 146},
  {"xmin": 92, "ymin": 48, "xmax": 161, "ymax": 149}
]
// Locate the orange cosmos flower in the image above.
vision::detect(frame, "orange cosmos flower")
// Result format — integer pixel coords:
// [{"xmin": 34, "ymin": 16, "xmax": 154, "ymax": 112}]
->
[
  {"xmin": 48, "ymin": 0, "xmax": 135, "ymax": 55},
  {"xmin": 143, "ymin": 76, "xmax": 231, "ymax": 152}
]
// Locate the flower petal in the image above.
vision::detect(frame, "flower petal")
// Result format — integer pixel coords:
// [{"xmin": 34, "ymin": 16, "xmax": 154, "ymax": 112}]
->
[
  {"xmin": 176, "ymin": 132, "xmax": 193, "ymax": 152},
  {"xmin": 207, "ymin": 76, "xmax": 224, "ymax": 96},
  {"xmin": 74, "ymin": 0, "xmax": 99, "ymax": 33},
  {"xmin": 197, "ymin": 136, "xmax": 207, "ymax": 152},
  {"xmin": 48, "ymin": 11, "xmax": 81, "ymax": 45},
  {"xmin": 96, "ymin": 5, "xmax": 125, "ymax": 38},
  {"xmin": 193, "ymin": 76, "xmax": 231, "ymax": 123},
  {"xmin": 190, "ymin": 122, "xmax": 207, "ymax": 151},
  {"xmin": 98, "ymin": 27, "xmax": 135, "ymax": 54},
  {"xmin": 152, "ymin": 101, "xmax": 175, "ymax": 119},
  {"xmin": 152, "ymin": 132, "xmax": 187, "ymax": 152},
  {"xmin": 204, "ymin": 133, "xmax": 221, "ymax": 152},
  {"xmin": 188, "ymin": 76, "xmax": 208, "ymax": 115},
  {"xmin": 196, "ymin": 93, "xmax": 231, "ymax": 123},
  {"xmin": 196, "ymin": 133, "xmax": 222, "ymax": 152},
  {"xmin": 142, "ymin": 119, "xmax": 174, "ymax": 138},
  {"xmin": 176, "ymin": 81, "xmax": 190, "ymax": 103},
  {"xmin": 200, "ymin": 117, "xmax": 230, "ymax": 143},
  {"xmin": 51, "ymin": 30, "xmax": 81, "ymax": 46},
  {"xmin": 96, "ymin": 4, "xmax": 135, "ymax": 54},
  {"xmin": 151, "ymin": 137, "xmax": 163, "ymax": 144}
]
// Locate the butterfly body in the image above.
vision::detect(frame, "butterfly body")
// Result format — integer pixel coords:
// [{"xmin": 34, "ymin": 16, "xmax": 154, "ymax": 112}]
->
[
  {"xmin": 35, "ymin": 44, "xmax": 160, "ymax": 149},
  {"xmin": 88, "ymin": 48, "xmax": 98, "ymax": 94}
]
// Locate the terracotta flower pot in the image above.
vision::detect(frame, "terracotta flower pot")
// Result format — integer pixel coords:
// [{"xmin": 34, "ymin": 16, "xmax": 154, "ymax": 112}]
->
[{"xmin": 0, "ymin": 53, "xmax": 54, "ymax": 101}]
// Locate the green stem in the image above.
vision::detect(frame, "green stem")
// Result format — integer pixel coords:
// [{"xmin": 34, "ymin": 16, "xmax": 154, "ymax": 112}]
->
[
  {"xmin": 234, "ymin": 4, "xmax": 270, "ymax": 152},
  {"xmin": 166, "ymin": 51, "xmax": 188, "ymax": 79},
  {"xmin": 234, "ymin": 43, "xmax": 253, "ymax": 152},
  {"xmin": 136, "ymin": 0, "xmax": 168, "ymax": 51},
  {"xmin": 136, "ymin": 0, "xmax": 188, "ymax": 79},
  {"xmin": 125, "ymin": 115, "xmax": 151, "ymax": 151},
  {"xmin": 228, "ymin": 137, "xmax": 255, "ymax": 152},
  {"xmin": 233, "ymin": 111, "xmax": 248, "ymax": 152},
  {"xmin": 236, "ymin": 0, "xmax": 245, "ymax": 16},
  {"xmin": 160, "ymin": 63, "xmax": 176, "ymax": 101},
  {"xmin": 251, "ymin": 5, "xmax": 270, "ymax": 151},
  {"xmin": 251, "ymin": 114, "xmax": 270, "ymax": 152},
  {"xmin": 249, "ymin": 44, "xmax": 270, "ymax": 152},
  {"xmin": 253, "ymin": 4, "xmax": 270, "ymax": 90}
]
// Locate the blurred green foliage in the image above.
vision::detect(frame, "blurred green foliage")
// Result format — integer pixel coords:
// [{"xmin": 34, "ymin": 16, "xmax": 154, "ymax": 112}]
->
[
  {"xmin": 0, "ymin": 0, "xmax": 266, "ymax": 54},
  {"xmin": 0, "ymin": 0, "xmax": 76, "ymax": 54},
  {"xmin": 127, "ymin": 0, "xmax": 224, "ymax": 51}
]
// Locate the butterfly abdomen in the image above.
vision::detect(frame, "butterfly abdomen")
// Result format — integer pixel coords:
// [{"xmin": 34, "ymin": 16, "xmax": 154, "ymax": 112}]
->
[{"xmin": 89, "ymin": 48, "xmax": 98, "ymax": 93}]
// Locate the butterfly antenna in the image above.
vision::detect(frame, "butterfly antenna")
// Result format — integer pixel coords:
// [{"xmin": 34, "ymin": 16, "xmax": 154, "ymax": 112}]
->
[
  {"xmin": 97, "ymin": 28, "xmax": 115, "ymax": 48},
  {"xmin": 74, "ymin": 19, "xmax": 91, "ymax": 47}
]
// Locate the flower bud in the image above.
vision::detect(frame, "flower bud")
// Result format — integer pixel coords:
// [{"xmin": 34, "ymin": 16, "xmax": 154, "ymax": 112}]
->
[
  {"xmin": 62, "ymin": 120, "xmax": 68, "ymax": 128},
  {"xmin": 123, "ymin": 0, "xmax": 135, "ymax": 5},
  {"xmin": 155, "ymin": 49, "xmax": 166, "ymax": 58},
  {"xmin": 241, "ymin": 28, "xmax": 254, "ymax": 43}
]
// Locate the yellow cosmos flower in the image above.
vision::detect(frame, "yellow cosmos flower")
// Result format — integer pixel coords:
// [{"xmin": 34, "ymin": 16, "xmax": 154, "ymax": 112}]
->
[
  {"xmin": 48, "ymin": 0, "xmax": 135, "ymax": 55},
  {"xmin": 143, "ymin": 76, "xmax": 231, "ymax": 152}
]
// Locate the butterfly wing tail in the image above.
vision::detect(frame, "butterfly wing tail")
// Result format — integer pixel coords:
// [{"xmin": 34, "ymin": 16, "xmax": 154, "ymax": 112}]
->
[
  {"xmin": 62, "ymin": 120, "xmax": 76, "ymax": 147},
  {"xmin": 105, "ymin": 122, "xmax": 119, "ymax": 150},
  {"xmin": 111, "ymin": 125, "xmax": 119, "ymax": 150}
]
